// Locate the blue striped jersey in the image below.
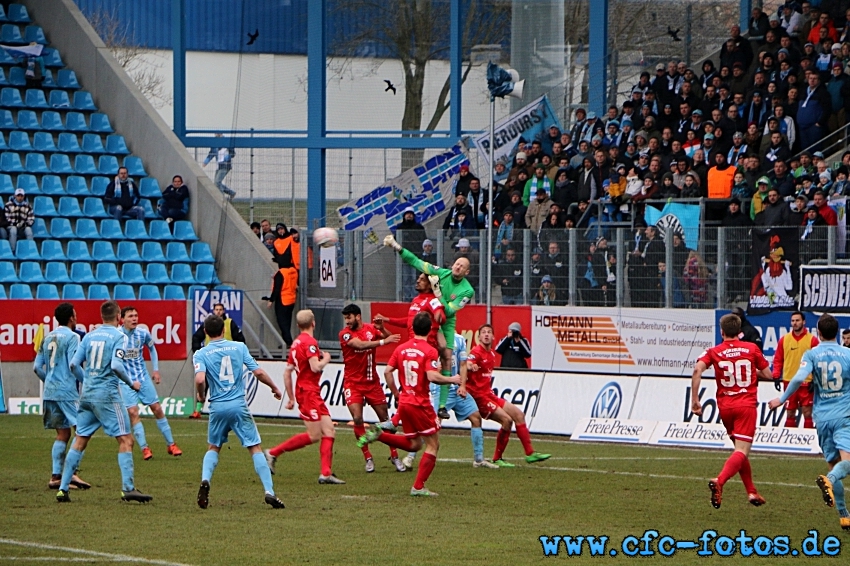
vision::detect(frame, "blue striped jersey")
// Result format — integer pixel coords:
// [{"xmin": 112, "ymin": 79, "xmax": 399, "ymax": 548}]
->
[
  {"xmin": 193, "ymin": 339, "xmax": 259, "ymax": 403},
  {"xmin": 36, "ymin": 326, "xmax": 80, "ymax": 401},
  {"xmin": 120, "ymin": 326, "xmax": 154, "ymax": 383}
]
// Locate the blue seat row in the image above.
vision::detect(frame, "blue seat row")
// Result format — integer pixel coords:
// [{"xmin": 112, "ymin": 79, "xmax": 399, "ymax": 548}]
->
[
  {"xmin": 0, "ymin": 88, "xmax": 95, "ymax": 110},
  {"xmin": 0, "ymin": 239, "xmax": 214, "ymax": 263},
  {"xmin": 0, "ymin": 67, "xmax": 77, "ymax": 89},
  {"xmin": 0, "ymin": 152, "xmax": 144, "ymax": 175},
  {"xmin": 0, "ymin": 23, "xmax": 45, "ymax": 44},
  {"xmin": 1, "ymin": 283, "xmax": 192, "ymax": 301},
  {"xmin": 29, "ymin": 218, "xmax": 198, "ymax": 241},
  {"xmin": 0, "ymin": 46, "xmax": 61, "ymax": 67},
  {"xmin": 0, "ymin": 5, "xmax": 32, "ymax": 24},
  {"xmin": 0, "ymin": 260, "xmax": 219, "ymax": 286},
  {"xmin": 0, "ymin": 110, "xmax": 113, "ymax": 133},
  {"xmin": 0, "ymin": 172, "xmax": 149, "ymax": 197},
  {"xmin": 0, "ymin": 132, "xmax": 128, "ymax": 154}
]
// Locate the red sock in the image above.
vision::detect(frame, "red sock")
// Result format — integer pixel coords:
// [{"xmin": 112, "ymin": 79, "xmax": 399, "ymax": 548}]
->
[
  {"xmin": 515, "ymin": 423, "xmax": 534, "ymax": 456},
  {"xmin": 717, "ymin": 450, "xmax": 746, "ymax": 486},
  {"xmin": 389, "ymin": 447, "xmax": 399, "ymax": 459},
  {"xmin": 786, "ymin": 411, "xmax": 797, "ymax": 427},
  {"xmin": 738, "ymin": 454, "xmax": 756, "ymax": 494},
  {"xmin": 319, "ymin": 437, "xmax": 334, "ymax": 477},
  {"xmin": 493, "ymin": 428, "xmax": 511, "ymax": 461},
  {"xmin": 353, "ymin": 424, "xmax": 372, "ymax": 459},
  {"xmin": 269, "ymin": 432, "xmax": 312, "ymax": 457},
  {"xmin": 804, "ymin": 417, "xmax": 814, "ymax": 429},
  {"xmin": 377, "ymin": 432, "xmax": 416, "ymax": 452},
  {"xmin": 391, "ymin": 413, "xmax": 401, "ymax": 426},
  {"xmin": 413, "ymin": 452, "xmax": 436, "ymax": 490}
]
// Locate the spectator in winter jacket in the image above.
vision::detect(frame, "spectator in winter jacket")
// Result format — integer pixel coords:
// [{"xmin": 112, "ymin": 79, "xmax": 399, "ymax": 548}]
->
[
  {"xmin": 797, "ymin": 71, "xmax": 832, "ymax": 151},
  {"xmin": 104, "ymin": 167, "xmax": 144, "ymax": 221},
  {"xmin": 525, "ymin": 188, "xmax": 554, "ymax": 234},
  {"xmin": 4, "ymin": 188, "xmax": 34, "ymax": 251},
  {"xmin": 157, "ymin": 175, "xmax": 190, "ymax": 222},
  {"xmin": 495, "ymin": 322, "xmax": 531, "ymax": 368},
  {"xmin": 394, "ymin": 207, "xmax": 428, "ymax": 252}
]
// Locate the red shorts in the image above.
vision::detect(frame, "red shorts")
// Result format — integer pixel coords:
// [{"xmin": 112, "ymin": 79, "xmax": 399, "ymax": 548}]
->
[
  {"xmin": 296, "ymin": 391, "xmax": 330, "ymax": 422},
  {"xmin": 471, "ymin": 390, "xmax": 506, "ymax": 419},
  {"xmin": 784, "ymin": 381, "xmax": 814, "ymax": 410},
  {"xmin": 343, "ymin": 380, "xmax": 387, "ymax": 407},
  {"xmin": 718, "ymin": 402, "xmax": 757, "ymax": 443},
  {"xmin": 398, "ymin": 403, "xmax": 440, "ymax": 438}
]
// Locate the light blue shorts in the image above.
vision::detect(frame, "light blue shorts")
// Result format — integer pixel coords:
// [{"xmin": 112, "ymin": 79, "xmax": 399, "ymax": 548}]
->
[
  {"xmin": 429, "ymin": 384, "xmax": 478, "ymax": 422},
  {"xmin": 76, "ymin": 400, "xmax": 131, "ymax": 438},
  {"xmin": 818, "ymin": 417, "xmax": 850, "ymax": 464},
  {"xmin": 43, "ymin": 400, "xmax": 78, "ymax": 430},
  {"xmin": 208, "ymin": 400, "xmax": 261, "ymax": 448},
  {"xmin": 120, "ymin": 378, "xmax": 159, "ymax": 409}
]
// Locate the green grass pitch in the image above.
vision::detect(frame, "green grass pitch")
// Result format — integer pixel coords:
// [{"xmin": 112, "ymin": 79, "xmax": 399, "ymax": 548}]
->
[{"xmin": 0, "ymin": 415, "xmax": 846, "ymax": 564}]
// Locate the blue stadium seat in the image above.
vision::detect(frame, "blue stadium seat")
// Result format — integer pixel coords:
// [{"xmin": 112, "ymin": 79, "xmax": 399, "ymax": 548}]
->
[
  {"xmin": 40, "ymin": 69, "xmax": 56, "ymax": 88},
  {"xmin": 0, "ymin": 24, "xmax": 23, "ymax": 44},
  {"xmin": 40, "ymin": 239, "xmax": 66, "ymax": 261},
  {"xmin": 49, "ymin": 154, "xmax": 73, "ymax": 174},
  {"xmin": 123, "ymin": 156, "xmax": 147, "ymax": 177},
  {"xmin": 31, "ymin": 217, "xmax": 48, "ymax": 238},
  {"xmin": 19, "ymin": 261, "xmax": 44, "ymax": 283},
  {"xmin": 48, "ymin": 89, "xmax": 70, "ymax": 108},
  {"xmin": 196, "ymin": 264, "xmax": 220, "ymax": 285},
  {"xmin": 120, "ymin": 263, "xmax": 146, "ymax": 284},
  {"xmin": 163, "ymin": 285, "xmax": 186, "ymax": 300},
  {"xmin": 1, "ymin": 151, "xmax": 23, "ymax": 172},
  {"xmin": 99, "ymin": 219, "xmax": 124, "ymax": 239},
  {"xmin": 62, "ymin": 284, "xmax": 85, "ymax": 300},
  {"xmin": 65, "ymin": 176, "xmax": 90, "ymax": 196},
  {"xmin": 140, "ymin": 198, "xmax": 155, "ymax": 218},
  {"xmin": 36, "ymin": 284, "xmax": 59, "ymax": 299},
  {"xmin": 0, "ymin": 173, "xmax": 11, "ymax": 194},
  {"xmin": 81, "ymin": 133, "xmax": 105, "ymax": 154},
  {"xmin": 0, "ymin": 261, "xmax": 16, "ymax": 282},
  {"xmin": 87, "ymin": 284, "xmax": 109, "ymax": 300},
  {"xmin": 105, "ymin": 135, "xmax": 129, "ymax": 155},
  {"xmin": 0, "ymin": 239, "xmax": 12, "ymax": 260},
  {"xmin": 57, "ymin": 133, "xmax": 81, "ymax": 153},
  {"xmin": 74, "ymin": 154, "xmax": 98, "ymax": 175},
  {"xmin": 124, "ymin": 219, "xmax": 148, "ymax": 240},
  {"xmin": 58, "ymin": 196, "xmax": 83, "ymax": 218},
  {"xmin": 8, "ymin": 131, "xmax": 30, "ymax": 151},
  {"xmin": 166, "ymin": 242, "xmax": 191, "ymax": 263},
  {"xmin": 71, "ymin": 262, "xmax": 97, "ymax": 284},
  {"xmin": 113, "ymin": 284, "xmax": 136, "ymax": 300},
  {"xmin": 0, "ymin": 68, "xmax": 6, "ymax": 86},
  {"xmin": 90, "ymin": 176, "xmax": 109, "ymax": 196},
  {"xmin": 139, "ymin": 177, "xmax": 160, "ymax": 198},
  {"xmin": 89, "ymin": 113, "xmax": 113, "ymax": 133},
  {"xmin": 172, "ymin": 221, "xmax": 198, "ymax": 241},
  {"xmin": 33, "ymin": 132, "xmax": 56, "ymax": 152},
  {"xmin": 0, "ymin": 87, "xmax": 23, "ymax": 107},
  {"xmin": 0, "ymin": 48, "xmax": 13, "ymax": 65},
  {"xmin": 0, "ymin": 109, "xmax": 15, "ymax": 129},
  {"xmin": 56, "ymin": 70, "xmax": 80, "ymax": 89},
  {"xmin": 0, "ymin": 132, "xmax": 6, "ymax": 150},
  {"xmin": 7, "ymin": 67, "xmax": 23, "ymax": 87},
  {"xmin": 91, "ymin": 241, "xmax": 116, "ymax": 262},
  {"xmin": 32, "ymin": 196, "xmax": 57, "ymax": 217},
  {"xmin": 73, "ymin": 218, "xmax": 99, "ymax": 239},
  {"xmin": 24, "ymin": 88, "xmax": 47, "ymax": 108},
  {"xmin": 16, "ymin": 173, "xmax": 39, "ymax": 194},
  {"xmin": 170, "ymin": 263, "xmax": 197, "ymax": 285},
  {"xmin": 95, "ymin": 262, "xmax": 121, "ymax": 284},
  {"xmin": 14, "ymin": 239, "xmax": 39, "ymax": 260},
  {"xmin": 24, "ymin": 152, "xmax": 49, "ymax": 173},
  {"xmin": 116, "ymin": 241, "xmax": 141, "ymax": 262},
  {"xmin": 141, "ymin": 241, "xmax": 166, "ymax": 262},
  {"xmin": 73, "ymin": 91, "xmax": 96, "ymax": 111},
  {"xmin": 0, "ymin": 284, "xmax": 5, "ymax": 299},
  {"xmin": 10, "ymin": 283, "xmax": 32, "ymax": 299},
  {"xmin": 20, "ymin": 110, "xmax": 45, "ymax": 131},
  {"xmin": 66, "ymin": 240, "xmax": 91, "ymax": 261},
  {"xmin": 48, "ymin": 218, "xmax": 73, "ymax": 239},
  {"xmin": 44, "ymin": 262, "xmax": 70, "ymax": 283},
  {"xmin": 139, "ymin": 285, "xmax": 161, "ymax": 300},
  {"xmin": 42, "ymin": 48, "xmax": 64, "ymax": 68},
  {"xmin": 82, "ymin": 197, "xmax": 107, "ymax": 218},
  {"xmin": 97, "ymin": 155, "xmax": 118, "ymax": 175},
  {"xmin": 41, "ymin": 175, "xmax": 64, "ymax": 195},
  {"xmin": 23, "ymin": 25, "xmax": 45, "ymax": 44},
  {"xmin": 8, "ymin": 4, "xmax": 31, "ymax": 23},
  {"xmin": 145, "ymin": 263, "xmax": 171, "ymax": 284},
  {"xmin": 65, "ymin": 112, "xmax": 88, "ymax": 132},
  {"xmin": 148, "ymin": 220, "xmax": 173, "ymax": 241}
]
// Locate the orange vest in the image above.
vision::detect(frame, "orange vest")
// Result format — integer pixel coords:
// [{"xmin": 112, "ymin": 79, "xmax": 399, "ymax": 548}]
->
[{"xmin": 707, "ymin": 166, "xmax": 735, "ymax": 199}]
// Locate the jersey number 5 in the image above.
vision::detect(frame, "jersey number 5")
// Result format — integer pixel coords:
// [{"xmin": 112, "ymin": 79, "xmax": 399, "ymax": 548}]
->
[
  {"xmin": 717, "ymin": 359, "xmax": 752, "ymax": 388},
  {"xmin": 402, "ymin": 359, "xmax": 419, "ymax": 387}
]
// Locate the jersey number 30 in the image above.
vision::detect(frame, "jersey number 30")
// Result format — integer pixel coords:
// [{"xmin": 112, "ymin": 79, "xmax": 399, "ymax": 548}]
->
[{"xmin": 718, "ymin": 359, "xmax": 752, "ymax": 388}]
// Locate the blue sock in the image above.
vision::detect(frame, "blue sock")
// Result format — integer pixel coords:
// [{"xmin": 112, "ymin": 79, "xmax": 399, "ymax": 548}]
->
[
  {"xmin": 202, "ymin": 450, "xmax": 219, "ymax": 483},
  {"xmin": 829, "ymin": 460, "xmax": 850, "ymax": 483},
  {"xmin": 155, "ymin": 418, "xmax": 174, "ymax": 445},
  {"xmin": 59, "ymin": 449, "xmax": 83, "ymax": 491},
  {"xmin": 471, "ymin": 427, "xmax": 484, "ymax": 462},
  {"xmin": 833, "ymin": 479, "xmax": 849, "ymax": 517},
  {"xmin": 252, "ymin": 452, "xmax": 274, "ymax": 494},
  {"xmin": 51, "ymin": 440, "xmax": 67, "ymax": 475},
  {"xmin": 132, "ymin": 422, "xmax": 148, "ymax": 449},
  {"xmin": 117, "ymin": 451, "xmax": 134, "ymax": 491}
]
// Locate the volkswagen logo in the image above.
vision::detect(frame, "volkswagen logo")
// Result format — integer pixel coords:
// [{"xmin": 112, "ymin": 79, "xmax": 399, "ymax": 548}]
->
[
  {"xmin": 591, "ymin": 382, "xmax": 622, "ymax": 418},
  {"xmin": 243, "ymin": 369, "xmax": 259, "ymax": 405}
]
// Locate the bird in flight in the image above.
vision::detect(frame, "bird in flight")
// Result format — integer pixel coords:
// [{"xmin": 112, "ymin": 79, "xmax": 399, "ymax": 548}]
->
[
  {"xmin": 247, "ymin": 29, "xmax": 259, "ymax": 45},
  {"xmin": 384, "ymin": 80, "xmax": 396, "ymax": 95},
  {"xmin": 667, "ymin": 27, "xmax": 681, "ymax": 41}
]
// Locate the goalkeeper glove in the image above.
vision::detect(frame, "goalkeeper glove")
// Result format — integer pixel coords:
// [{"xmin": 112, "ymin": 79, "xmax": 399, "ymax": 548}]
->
[
  {"xmin": 773, "ymin": 378, "xmax": 782, "ymax": 392},
  {"xmin": 383, "ymin": 235, "xmax": 402, "ymax": 252},
  {"xmin": 428, "ymin": 275, "xmax": 442, "ymax": 298}
]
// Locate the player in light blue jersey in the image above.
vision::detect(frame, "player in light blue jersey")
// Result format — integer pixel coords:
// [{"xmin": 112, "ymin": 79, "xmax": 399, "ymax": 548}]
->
[
  {"xmin": 769, "ymin": 314, "xmax": 850, "ymax": 530},
  {"xmin": 193, "ymin": 314, "xmax": 285, "ymax": 509},
  {"xmin": 56, "ymin": 301, "xmax": 152, "ymax": 504},
  {"xmin": 119, "ymin": 306, "xmax": 182, "ymax": 460},
  {"xmin": 397, "ymin": 333, "xmax": 499, "ymax": 470},
  {"xmin": 33, "ymin": 302, "xmax": 91, "ymax": 491}
]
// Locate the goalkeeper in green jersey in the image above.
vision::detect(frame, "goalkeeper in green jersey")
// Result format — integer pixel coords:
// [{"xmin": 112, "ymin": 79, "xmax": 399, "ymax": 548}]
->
[{"xmin": 384, "ymin": 234, "xmax": 475, "ymax": 419}]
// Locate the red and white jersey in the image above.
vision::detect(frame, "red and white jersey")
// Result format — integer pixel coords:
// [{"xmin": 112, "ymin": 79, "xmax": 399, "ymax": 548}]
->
[
  {"xmin": 288, "ymin": 332, "xmax": 323, "ymax": 396},
  {"xmin": 408, "ymin": 293, "xmax": 444, "ymax": 347},
  {"xmin": 387, "ymin": 338, "xmax": 440, "ymax": 408},
  {"xmin": 466, "ymin": 344, "xmax": 496, "ymax": 398},
  {"xmin": 339, "ymin": 323, "xmax": 380, "ymax": 385},
  {"xmin": 697, "ymin": 339, "xmax": 769, "ymax": 408}
]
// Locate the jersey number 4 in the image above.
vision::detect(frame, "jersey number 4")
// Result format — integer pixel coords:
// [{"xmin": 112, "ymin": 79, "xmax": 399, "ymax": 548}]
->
[
  {"xmin": 717, "ymin": 359, "xmax": 752, "ymax": 388},
  {"xmin": 220, "ymin": 356, "xmax": 235, "ymax": 385}
]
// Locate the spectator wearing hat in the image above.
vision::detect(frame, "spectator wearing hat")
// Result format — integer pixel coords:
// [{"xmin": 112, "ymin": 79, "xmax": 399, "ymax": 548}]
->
[
  {"xmin": 534, "ymin": 275, "xmax": 558, "ymax": 306},
  {"xmin": 569, "ymin": 108, "xmax": 589, "ymax": 146},
  {"xmin": 509, "ymin": 152, "xmax": 531, "ymax": 181},
  {"xmin": 495, "ymin": 209, "xmax": 516, "ymax": 260},
  {"xmin": 493, "ymin": 160, "xmax": 509, "ymax": 184},
  {"xmin": 249, "ymin": 222, "xmax": 261, "ymax": 239},
  {"xmin": 455, "ymin": 163, "xmax": 477, "ymax": 196},
  {"xmin": 830, "ymin": 165, "xmax": 850, "ymax": 198},
  {"xmin": 442, "ymin": 193, "xmax": 475, "ymax": 234},
  {"xmin": 728, "ymin": 62, "xmax": 751, "ymax": 96},
  {"xmin": 496, "ymin": 247, "xmax": 523, "ymax": 305},
  {"xmin": 263, "ymin": 231, "xmax": 276, "ymax": 254},
  {"xmin": 522, "ymin": 163, "xmax": 551, "ymax": 206},
  {"xmin": 788, "ymin": 194, "xmax": 809, "ymax": 226},
  {"xmin": 495, "ymin": 322, "xmax": 531, "ymax": 368},
  {"xmin": 5, "ymin": 188, "xmax": 33, "ymax": 250},
  {"xmin": 419, "ymin": 238, "xmax": 436, "ymax": 266},
  {"xmin": 525, "ymin": 187, "xmax": 554, "ymax": 235},
  {"xmin": 505, "ymin": 190, "xmax": 527, "ymax": 229},
  {"xmin": 541, "ymin": 124, "xmax": 561, "ymax": 156}
]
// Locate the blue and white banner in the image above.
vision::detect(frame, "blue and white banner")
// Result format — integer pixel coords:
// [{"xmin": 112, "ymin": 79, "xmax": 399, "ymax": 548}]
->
[
  {"xmin": 193, "ymin": 289, "xmax": 243, "ymax": 332},
  {"xmin": 473, "ymin": 94, "xmax": 561, "ymax": 167},
  {"xmin": 0, "ymin": 43, "xmax": 43, "ymax": 59},
  {"xmin": 337, "ymin": 142, "xmax": 469, "ymax": 246},
  {"xmin": 644, "ymin": 202, "xmax": 701, "ymax": 248}
]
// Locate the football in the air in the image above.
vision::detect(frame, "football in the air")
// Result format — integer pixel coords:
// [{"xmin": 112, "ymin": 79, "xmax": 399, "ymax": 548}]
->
[{"xmin": 313, "ymin": 227, "xmax": 339, "ymax": 248}]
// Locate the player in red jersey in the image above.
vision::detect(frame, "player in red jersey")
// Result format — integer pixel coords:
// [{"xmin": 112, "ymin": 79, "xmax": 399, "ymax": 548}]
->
[
  {"xmin": 466, "ymin": 325, "xmax": 551, "ymax": 467},
  {"xmin": 264, "ymin": 309, "xmax": 345, "ymax": 485},
  {"xmin": 339, "ymin": 303, "xmax": 404, "ymax": 473},
  {"xmin": 357, "ymin": 312, "xmax": 460, "ymax": 496},
  {"xmin": 691, "ymin": 313, "xmax": 772, "ymax": 508}
]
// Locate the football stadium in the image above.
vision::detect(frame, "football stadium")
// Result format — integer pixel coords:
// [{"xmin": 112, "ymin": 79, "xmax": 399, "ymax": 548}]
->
[{"xmin": 3, "ymin": 0, "xmax": 850, "ymax": 563}]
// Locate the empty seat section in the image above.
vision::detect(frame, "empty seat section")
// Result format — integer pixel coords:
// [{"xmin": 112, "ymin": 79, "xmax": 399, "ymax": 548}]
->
[
  {"xmin": 40, "ymin": 239, "xmax": 66, "ymax": 260},
  {"xmin": 14, "ymin": 239, "xmax": 39, "ymax": 260},
  {"xmin": 34, "ymin": 132, "xmax": 58, "ymax": 153},
  {"xmin": 0, "ymin": 240, "xmax": 12, "ymax": 260},
  {"xmin": 90, "ymin": 176, "xmax": 109, "ymax": 196},
  {"xmin": 65, "ymin": 112, "xmax": 88, "ymax": 132},
  {"xmin": 41, "ymin": 111, "xmax": 63, "ymax": 131},
  {"xmin": 74, "ymin": 218, "xmax": 99, "ymax": 239},
  {"xmin": 71, "ymin": 262, "xmax": 97, "ymax": 284},
  {"xmin": 65, "ymin": 176, "xmax": 90, "ymax": 196},
  {"xmin": 81, "ymin": 133, "xmax": 105, "ymax": 153},
  {"xmin": 95, "ymin": 262, "xmax": 121, "ymax": 284},
  {"xmin": 89, "ymin": 113, "xmax": 113, "ymax": 133},
  {"xmin": 113, "ymin": 284, "xmax": 136, "ymax": 300},
  {"xmin": 163, "ymin": 285, "xmax": 186, "ymax": 300},
  {"xmin": 170, "ymin": 263, "xmax": 197, "ymax": 285},
  {"xmin": 23, "ymin": 25, "xmax": 46, "ymax": 44},
  {"xmin": 10, "ymin": 283, "xmax": 32, "ymax": 299},
  {"xmin": 166, "ymin": 242, "xmax": 191, "ymax": 263},
  {"xmin": 62, "ymin": 284, "xmax": 85, "ymax": 300},
  {"xmin": 66, "ymin": 240, "xmax": 91, "ymax": 261},
  {"xmin": 44, "ymin": 262, "xmax": 71, "ymax": 283},
  {"xmin": 98, "ymin": 155, "xmax": 118, "ymax": 175},
  {"xmin": 124, "ymin": 220, "xmax": 148, "ymax": 240},
  {"xmin": 196, "ymin": 264, "xmax": 220, "ymax": 285},
  {"xmin": 48, "ymin": 218, "xmax": 72, "ymax": 239},
  {"xmin": 0, "ymin": 109, "xmax": 14, "ymax": 129},
  {"xmin": 74, "ymin": 154, "xmax": 97, "ymax": 175},
  {"xmin": 19, "ymin": 261, "xmax": 44, "ymax": 282},
  {"xmin": 139, "ymin": 285, "xmax": 161, "ymax": 300},
  {"xmin": 87, "ymin": 284, "xmax": 109, "ymax": 299},
  {"xmin": 32, "ymin": 196, "xmax": 56, "ymax": 217},
  {"xmin": 48, "ymin": 89, "xmax": 71, "ymax": 108},
  {"xmin": 0, "ymin": 87, "xmax": 23, "ymax": 106},
  {"xmin": 120, "ymin": 263, "xmax": 146, "ymax": 284},
  {"xmin": 8, "ymin": 4, "xmax": 31, "ymax": 23},
  {"xmin": 17, "ymin": 173, "xmax": 39, "ymax": 194},
  {"xmin": 82, "ymin": 197, "xmax": 107, "ymax": 218},
  {"xmin": 57, "ymin": 196, "xmax": 83, "ymax": 217},
  {"xmin": 0, "ymin": 261, "xmax": 16, "ymax": 282},
  {"xmin": 145, "ymin": 263, "xmax": 171, "ymax": 284},
  {"xmin": 0, "ymin": 173, "xmax": 11, "ymax": 194},
  {"xmin": 8, "ymin": 131, "xmax": 30, "ymax": 151},
  {"xmin": 36, "ymin": 284, "xmax": 59, "ymax": 299},
  {"xmin": 141, "ymin": 241, "xmax": 166, "ymax": 262},
  {"xmin": 57, "ymin": 133, "xmax": 81, "ymax": 153},
  {"xmin": 24, "ymin": 88, "xmax": 47, "ymax": 108},
  {"xmin": 1, "ymin": 151, "xmax": 24, "ymax": 172},
  {"xmin": 25, "ymin": 152, "xmax": 49, "ymax": 173},
  {"xmin": 49, "ymin": 154, "xmax": 73, "ymax": 174},
  {"xmin": 40, "ymin": 175, "xmax": 64, "ymax": 196},
  {"xmin": 31, "ymin": 218, "xmax": 48, "ymax": 238},
  {"xmin": 105, "ymin": 135, "xmax": 129, "ymax": 155},
  {"xmin": 116, "ymin": 241, "xmax": 141, "ymax": 262},
  {"xmin": 91, "ymin": 241, "xmax": 116, "ymax": 262},
  {"xmin": 56, "ymin": 69, "xmax": 80, "ymax": 89},
  {"xmin": 73, "ymin": 91, "xmax": 96, "ymax": 111},
  {"xmin": 149, "ymin": 220, "xmax": 174, "ymax": 241},
  {"xmin": 123, "ymin": 156, "xmax": 146, "ymax": 177}
]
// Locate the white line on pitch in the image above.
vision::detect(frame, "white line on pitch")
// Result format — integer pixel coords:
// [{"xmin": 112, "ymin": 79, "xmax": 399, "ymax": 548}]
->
[
  {"xmin": 0, "ymin": 557, "xmax": 116, "ymax": 562},
  {"xmin": 0, "ymin": 539, "xmax": 194, "ymax": 566}
]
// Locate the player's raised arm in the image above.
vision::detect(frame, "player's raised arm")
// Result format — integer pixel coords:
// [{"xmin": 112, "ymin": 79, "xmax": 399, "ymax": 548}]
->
[
  {"xmin": 690, "ymin": 360, "xmax": 709, "ymax": 416},
  {"xmin": 384, "ymin": 237, "xmax": 441, "ymax": 276}
]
